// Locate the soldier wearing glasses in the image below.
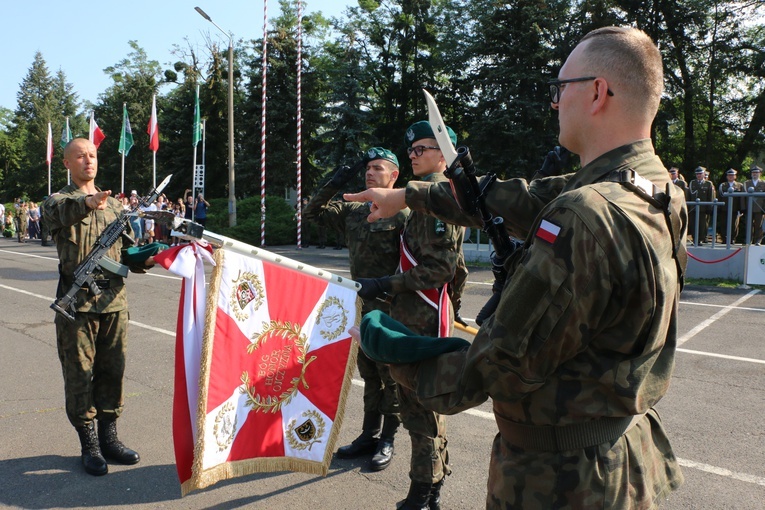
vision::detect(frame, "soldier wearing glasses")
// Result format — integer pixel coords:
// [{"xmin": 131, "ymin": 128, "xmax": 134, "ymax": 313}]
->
[
  {"xmin": 355, "ymin": 122, "xmax": 466, "ymax": 510},
  {"xmin": 347, "ymin": 26, "xmax": 685, "ymax": 509}
]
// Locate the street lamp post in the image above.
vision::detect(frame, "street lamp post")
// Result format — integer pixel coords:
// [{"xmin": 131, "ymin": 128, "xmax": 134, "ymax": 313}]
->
[{"xmin": 195, "ymin": 6, "xmax": 236, "ymax": 227}]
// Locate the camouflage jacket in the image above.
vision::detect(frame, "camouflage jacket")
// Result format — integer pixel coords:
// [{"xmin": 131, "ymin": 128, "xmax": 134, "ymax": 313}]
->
[
  {"xmin": 303, "ymin": 183, "xmax": 407, "ymax": 314},
  {"xmin": 44, "ymin": 185, "xmax": 130, "ymax": 313},
  {"xmin": 393, "ymin": 140, "xmax": 687, "ymax": 507},
  {"xmin": 389, "ymin": 172, "xmax": 464, "ymax": 336}
]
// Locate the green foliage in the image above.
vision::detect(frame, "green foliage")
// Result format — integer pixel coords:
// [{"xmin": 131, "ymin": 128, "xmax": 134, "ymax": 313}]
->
[
  {"xmin": 206, "ymin": 194, "xmax": 298, "ymax": 246},
  {"xmin": 1, "ymin": 0, "xmax": 764, "ymax": 204}
]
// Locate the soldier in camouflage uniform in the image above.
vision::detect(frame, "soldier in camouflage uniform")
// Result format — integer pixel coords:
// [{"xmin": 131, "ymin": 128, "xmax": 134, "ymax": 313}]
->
[
  {"xmin": 15, "ymin": 200, "xmax": 29, "ymax": 243},
  {"xmin": 348, "ymin": 27, "xmax": 686, "ymax": 509},
  {"xmin": 304, "ymin": 147, "xmax": 407, "ymax": 471},
  {"xmin": 688, "ymin": 166, "xmax": 715, "ymax": 244},
  {"xmin": 357, "ymin": 122, "xmax": 466, "ymax": 510},
  {"xmin": 44, "ymin": 138, "xmax": 151, "ymax": 477}
]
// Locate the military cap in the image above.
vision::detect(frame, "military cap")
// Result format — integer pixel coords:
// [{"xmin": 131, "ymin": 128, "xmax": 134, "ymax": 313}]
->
[
  {"xmin": 366, "ymin": 147, "xmax": 399, "ymax": 168},
  {"xmin": 668, "ymin": 167, "xmax": 678, "ymax": 174},
  {"xmin": 359, "ymin": 310, "xmax": 470, "ymax": 364},
  {"xmin": 123, "ymin": 241, "xmax": 168, "ymax": 264},
  {"xmin": 726, "ymin": 168, "xmax": 737, "ymax": 175},
  {"xmin": 751, "ymin": 165, "xmax": 762, "ymax": 173},
  {"xmin": 694, "ymin": 166, "xmax": 706, "ymax": 174},
  {"xmin": 405, "ymin": 120, "xmax": 457, "ymax": 147}
]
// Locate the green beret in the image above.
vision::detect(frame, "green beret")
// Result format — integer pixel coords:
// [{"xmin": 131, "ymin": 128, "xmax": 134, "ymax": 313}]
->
[
  {"xmin": 405, "ymin": 120, "xmax": 457, "ymax": 147},
  {"xmin": 366, "ymin": 147, "xmax": 399, "ymax": 168},
  {"xmin": 359, "ymin": 310, "xmax": 470, "ymax": 364},
  {"xmin": 123, "ymin": 242, "xmax": 169, "ymax": 264}
]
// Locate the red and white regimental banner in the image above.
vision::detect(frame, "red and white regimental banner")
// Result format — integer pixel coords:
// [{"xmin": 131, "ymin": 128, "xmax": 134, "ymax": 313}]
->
[{"xmin": 179, "ymin": 248, "xmax": 359, "ymax": 495}]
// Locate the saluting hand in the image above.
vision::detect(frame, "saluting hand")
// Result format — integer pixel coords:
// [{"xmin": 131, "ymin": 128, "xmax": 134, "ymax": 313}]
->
[{"xmin": 343, "ymin": 188, "xmax": 407, "ymax": 223}]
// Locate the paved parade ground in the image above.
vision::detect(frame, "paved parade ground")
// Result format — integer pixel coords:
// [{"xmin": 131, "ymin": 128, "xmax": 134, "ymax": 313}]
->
[{"xmin": 1, "ymin": 237, "xmax": 763, "ymax": 509}]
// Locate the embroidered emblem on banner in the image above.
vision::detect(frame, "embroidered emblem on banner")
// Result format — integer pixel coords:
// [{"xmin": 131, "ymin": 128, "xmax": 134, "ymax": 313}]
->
[
  {"xmin": 230, "ymin": 270, "xmax": 264, "ymax": 321},
  {"xmin": 287, "ymin": 410, "xmax": 326, "ymax": 451},
  {"xmin": 316, "ymin": 297, "xmax": 348, "ymax": 341},
  {"xmin": 536, "ymin": 219, "xmax": 561, "ymax": 244},
  {"xmin": 213, "ymin": 402, "xmax": 237, "ymax": 452},
  {"xmin": 240, "ymin": 321, "xmax": 317, "ymax": 413}
]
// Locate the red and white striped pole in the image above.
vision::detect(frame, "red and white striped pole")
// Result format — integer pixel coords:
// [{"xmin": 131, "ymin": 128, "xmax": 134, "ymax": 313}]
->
[
  {"xmin": 296, "ymin": 0, "xmax": 303, "ymax": 249},
  {"xmin": 260, "ymin": 0, "xmax": 269, "ymax": 246}
]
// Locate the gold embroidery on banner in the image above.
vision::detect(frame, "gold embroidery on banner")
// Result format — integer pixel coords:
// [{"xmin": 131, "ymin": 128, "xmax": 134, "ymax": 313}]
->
[
  {"xmin": 240, "ymin": 321, "xmax": 317, "ymax": 414},
  {"xmin": 286, "ymin": 409, "xmax": 326, "ymax": 451},
  {"xmin": 315, "ymin": 296, "xmax": 348, "ymax": 341},
  {"xmin": 229, "ymin": 270, "xmax": 264, "ymax": 321},
  {"xmin": 213, "ymin": 401, "xmax": 237, "ymax": 452}
]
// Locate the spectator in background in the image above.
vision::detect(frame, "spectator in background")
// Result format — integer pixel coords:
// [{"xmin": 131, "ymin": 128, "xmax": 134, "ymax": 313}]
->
[
  {"xmin": 184, "ymin": 190, "xmax": 194, "ymax": 221},
  {"xmin": 194, "ymin": 193, "xmax": 210, "ymax": 227},
  {"xmin": 28, "ymin": 201, "xmax": 41, "ymax": 239},
  {"xmin": 717, "ymin": 169, "xmax": 745, "ymax": 244},
  {"xmin": 688, "ymin": 166, "xmax": 715, "ymax": 244},
  {"xmin": 15, "ymin": 200, "xmax": 29, "ymax": 243},
  {"xmin": 745, "ymin": 165, "xmax": 765, "ymax": 245},
  {"xmin": 669, "ymin": 167, "xmax": 688, "ymax": 195}
]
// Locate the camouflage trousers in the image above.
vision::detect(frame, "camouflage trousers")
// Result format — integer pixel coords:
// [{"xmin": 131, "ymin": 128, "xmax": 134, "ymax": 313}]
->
[
  {"xmin": 357, "ymin": 350, "xmax": 400, "ymax": 416},
  {"xmin": 55, "ymin": 310, "xmax": 129, "ymax": 427},
  {"xmin": 399, "ymin": 386, "xmax": 450, "ymax": 484}
]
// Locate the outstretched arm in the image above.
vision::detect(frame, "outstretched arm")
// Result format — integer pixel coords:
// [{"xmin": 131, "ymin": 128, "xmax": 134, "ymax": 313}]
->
[{"xmin": 343, "ymin": 188, "xmax": 407, "ymax": 222}]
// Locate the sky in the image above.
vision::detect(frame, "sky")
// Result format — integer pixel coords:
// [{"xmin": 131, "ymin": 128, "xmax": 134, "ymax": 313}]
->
[{"xmin": 0, "ymin": 0, "xmax": 356, "ymax": 112}]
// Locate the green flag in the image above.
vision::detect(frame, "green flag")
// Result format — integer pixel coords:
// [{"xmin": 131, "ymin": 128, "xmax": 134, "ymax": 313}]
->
[
  {"xmin": 60, "ymin": 117, "xmax": 73, "ymax": 149},
  {"xmin": 119, "ymin": 104, "xmax": 134, "ymax": 156},
  {"xmin": 192, "ymin": 85, "xmax": 202, "ymax": 147}
]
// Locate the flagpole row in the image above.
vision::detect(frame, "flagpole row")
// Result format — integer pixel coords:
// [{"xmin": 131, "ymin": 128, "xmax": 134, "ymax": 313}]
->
[{"xmin": 200, "ymin": 229, "xmax": 361, "ymax": 293}]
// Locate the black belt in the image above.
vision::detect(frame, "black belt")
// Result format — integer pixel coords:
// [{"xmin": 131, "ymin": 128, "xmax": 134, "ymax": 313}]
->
[{"xmin": 494, "ymin": 407, "xmax": 645, "ymax": 452}]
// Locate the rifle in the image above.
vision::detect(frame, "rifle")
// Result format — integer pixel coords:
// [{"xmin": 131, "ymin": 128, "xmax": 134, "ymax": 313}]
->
[
  {"xmin": 423, "ymin": 90, "xmax": 523, "ymax": 325},
  {"xmin": 51, "ymin": 174, "xmax": 172, "ymax": 321}
]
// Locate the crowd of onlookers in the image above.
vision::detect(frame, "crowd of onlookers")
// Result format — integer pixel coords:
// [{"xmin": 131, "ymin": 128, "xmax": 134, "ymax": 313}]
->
[
  {"xmin": 1, "ymin": 188, "xmax": 210, "ymax": 247},
  {"xmin": 669, "ymin": 164, "xmax": 765, "ymax": 245}
]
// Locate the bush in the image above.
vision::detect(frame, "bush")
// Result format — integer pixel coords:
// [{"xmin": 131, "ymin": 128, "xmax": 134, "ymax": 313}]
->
[{"xmin": 206, "ymin": 195, "xmax": 298, "ymax": 246}]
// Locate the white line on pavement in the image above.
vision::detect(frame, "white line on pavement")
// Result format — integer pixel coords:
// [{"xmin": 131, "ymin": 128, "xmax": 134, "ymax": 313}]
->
[
  {"xmin": 3, "ymin": 279, "xmax": 764, "ymax": 486},
  {"xmin": 676, "ymin": 348, "xmax": 765, "ymax": 364},
  {"xmin": 677, "ymin": 289, "xmax": 761, "ymax": 346}
]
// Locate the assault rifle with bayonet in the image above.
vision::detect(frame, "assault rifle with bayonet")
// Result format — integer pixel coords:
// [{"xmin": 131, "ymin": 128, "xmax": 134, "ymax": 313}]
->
[
  {"xmin": 423, "ymin": 90, "xmax": 568, "ymax": 325},
  {"xmin": 51, "ymin": 174, "xmax": 172, "ymax": 321}
]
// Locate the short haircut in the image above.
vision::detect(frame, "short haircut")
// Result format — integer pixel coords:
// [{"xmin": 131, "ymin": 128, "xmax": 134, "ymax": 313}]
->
[{"xmin": 579, "ymin": 26, "xmax": 663, "ymax": 121}]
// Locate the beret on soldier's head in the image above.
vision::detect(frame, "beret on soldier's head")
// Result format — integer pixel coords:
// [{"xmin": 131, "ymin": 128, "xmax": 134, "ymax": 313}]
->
[
  {"xmin": 365, "ymin": 147, "xmax": 399, "ymax": 168},
  {"xmin": 726, "ymin": 168, "xmax": 737, "ymax": 175},
  {"xmin": 694, "ymin": 166, "xmax": 706, "ymax": 174},
  {"xmin": 405, "ymin": 120, "xmax": 457, "ymax": 147},
  {"xmin": 359, "ymin": 310, "xmax": 470, "ymax": 364}
]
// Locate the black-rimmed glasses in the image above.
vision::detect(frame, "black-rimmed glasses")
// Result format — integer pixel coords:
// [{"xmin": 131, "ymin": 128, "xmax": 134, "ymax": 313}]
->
[
  {"xmin": 547, "ymin": 77, "xmax": 614, "ymax": 104},
  {"xmin": 407, "ymin": 145, "xmax": 440, "ymax": 157}
]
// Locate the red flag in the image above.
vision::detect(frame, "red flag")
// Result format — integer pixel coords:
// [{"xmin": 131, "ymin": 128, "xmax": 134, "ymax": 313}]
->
[
  {"xmin": 154, "ymin": 243, "xmax": 215, "ymax": 488},
  {"xmin": 160, "ymin": 245, "xmax": 359, "ymax": 496},
  {"xmin": 46, "ymin": 123, "xmax": 53, "ymax": 164},
  {"xmin": 147, "ymin": 94, "xmax": 159, "ymax": 151},
  {"xmin": 89, "ymin": 112, "xmax": 105, "ymax": 148}
]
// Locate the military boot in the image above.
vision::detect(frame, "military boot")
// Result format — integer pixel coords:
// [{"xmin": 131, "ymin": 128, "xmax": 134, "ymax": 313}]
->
[
  {"xmin": 336, "ymin": 412, "xmax": 381, "ymax": 458},
  {"xmin": 371, "ymin": 414, "xmax": 400, "ymax": 471},
  {"xmin": 396, "ymin": 481, "xmax": 432, "ymax": 510},
  {"xmin": 97, "ymin": 419, "xmax": 140, "ymax": 465},
  {"xmin": 75, "ymin": 423, "xmax": 108, "ymax": 476},
  {"xmin": 428, "ymin": 478, "xmax": 445, "ymax": 510}
]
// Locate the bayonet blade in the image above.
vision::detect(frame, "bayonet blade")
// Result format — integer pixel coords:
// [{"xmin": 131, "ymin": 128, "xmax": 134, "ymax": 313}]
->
[
  {"xmin": 423, "ymin": 89, "xmax": 459, "ymax": 167},
  {"xmin": 156, "ymin": 174, "xmax": 172, "ymax": 194}
]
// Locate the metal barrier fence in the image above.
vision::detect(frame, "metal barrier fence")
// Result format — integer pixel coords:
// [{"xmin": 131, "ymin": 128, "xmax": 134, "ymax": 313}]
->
[{"xmin": 687, "ymin": 191, "xmax": 765, "ymax": 248}]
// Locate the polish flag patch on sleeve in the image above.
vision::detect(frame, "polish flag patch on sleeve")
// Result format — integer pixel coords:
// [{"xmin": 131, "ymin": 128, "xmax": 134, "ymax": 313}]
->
[{"xmin": 536, "ymin": 219, "xmax": 561, "ymax": 244}]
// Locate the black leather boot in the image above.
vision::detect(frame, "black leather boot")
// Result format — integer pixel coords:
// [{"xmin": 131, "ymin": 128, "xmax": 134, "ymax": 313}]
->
[
  {"xmin": 397, "ymin": 481, "xmax": 432, "ymax": 510},
  {"xmin": 428, "ymin": 478, "xmax": 444, "ymax": 510},
  {"xmin": 336, "ymin": 412, "xmax": 381, "ymax": 458},
  {"xmin": 98, "ymin": 419, "xmax": 140, "ymax": 465},
  {"xmin": 75, "ymin": 423, "xmax": 108, "ymax": 476},
  {"xmin": 371, "ymin": 414, "xmax": 400, "ymax": 471}
]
